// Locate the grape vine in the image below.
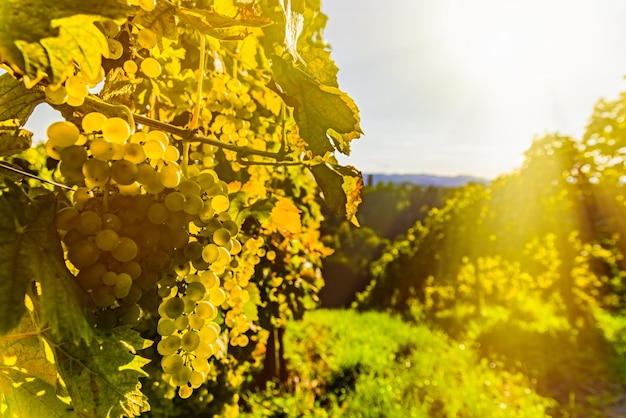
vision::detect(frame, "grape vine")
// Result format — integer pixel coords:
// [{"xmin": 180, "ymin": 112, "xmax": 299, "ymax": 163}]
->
[{"xmin": 0, "ymin": 0, "xmax": 362, "ymax": 416}]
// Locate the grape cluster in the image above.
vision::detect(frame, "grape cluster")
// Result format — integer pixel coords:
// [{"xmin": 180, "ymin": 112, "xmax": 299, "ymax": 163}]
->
[{"xmin": 47, "ymin": 112, "xmax": 247, "ymax": 397}]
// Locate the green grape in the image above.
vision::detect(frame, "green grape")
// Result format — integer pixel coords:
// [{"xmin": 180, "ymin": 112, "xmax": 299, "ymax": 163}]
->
[
  {"xmin": 157, "ymin": 335, "xmax": 181, "ymax": 356},
  {"xmin": 212, "ymin": 228, "xmax": 231, "ymax": 247},
  {"xmin": 163, "ymin": 297, "xmax": 185, "ymax": 318},
  {"xmin": 185, "ymin": 282, "xmax": 205, "ymax": 302},
  {"xmin": 163, "ymin": 145, "xmax": 180, "ymax": 162},
  {"xmin": 45, "ymin": 85, "xmax": 68, "ymax": 105},
  {"xmin": 187, "ymin": 313, "xmax": 204, "ymax": 329},
  {"xmin": 56, "ymin": 207, "xmax": 80, "ymax": 231},
  {"xmin": 114, "ymin": 282, "xmax": 132, "ymax": 299},
  {"xmin": 211, "ymin": 194, "xmax": 229, "ymax": 212},
  {"xmin": 136, "ymin": 163, "xmax": 158, "ymax": 185},
  {"xmin": 65, "ymin": 75, "xmax": 88, "ymax": 99},
  {"xmin": 199, "ymin": 324, "xmax": 219, "ymax": 343},
  {"xmin": 161, "ymin": 354, "xmax": 184, "ymax": 374},
  {"xmin": 139, "ymin": 0, "xmax": 156, "ymax": 12},
  {"xmin": 201, "ymin": 243, "xmax": 219, "ymax": 263},
  {"xmin": 136, "ymin": 223, "xmax": 161, "ymax": 248},
  {"xmin": 198, "ymin": 204, "xmax": 215, "ymax": 223},
  {"xmin": 45, "ymin": 140, "xmax": 64, "ymax": 160},
  {"xmin": 95, "ymin": 229, "xmax": 120, "ymax": 251},
  {"xmin": 189, "ymin": 371, "xmax": 204, "ymax": 389},
  {"xmin": 178, "ymin": 385, "xmax": 193, "ymax": 399},
  {"xmin": 77, "ymin": 211, "xmax": 103, "ymax": 235},
  {"xmin": 215, "ymin": 247, "xmax": 231, "ymax": 265},
  {"xmin": 123, "ymin": 60, "xmax": 138, "ymax": 75},
  {"xmin": 102, "ymin": 213, "xmax": 122, "ymax": 231},
  {"xmin": 196, "ymin": 171, "xmax": 216, "ymax": 189},
  {"xmin": 182, "ymin": 194, "xmax": 203, "ymax": 215},
  {"xmin": 159, "ymin": 164, "xmax": 182, "ymax": 189},
  {"xmin": 146, "ymin": 130, "xmax": 170, "ymax": 146},
  {"xmin": 60, "ymin": 145, "xmax": 88, "ymax": 169},
  {"xmin": 147, "ymin": 202, "xmax": 169, "ymax": 224},
  {"xmin": 66, "ymin": 95, "xmax": 85, "ymax": 107},
  {"xmin": 143, "ymin": 139, "xmax": 166, "ymax": 160},
  {"xmin": 222, "ymin": 220, "xmax": 239, "ymax": 236},
  {"xmin": 195, "ymin": 301, "xmax": 217, "ymax": 320},
  {"xmin": 107, "ymin": 38, "xmax": 124, "ymax": 60},
  {"xmin": 111, "ymin": 237, "xmax": 138, "ymax": 262},
  {"xmin": 82, "ymin": 112, "xmax": 106, "ymax": 133},
  {"xmin": 47, "ymin": 121, "xmax": 80, "ymax": 147},
  {"xmin": 174, "ymin": 315, "xmax": 189, "ymax": 330},
  {"xmin": 124, "ymin": 143, "xmax": 146, "ymax": 164},
  {"xmin": 76, "ymin": 262, "xmax": 107, "ymax": 290},
  {"xmin": 115, "ymin": 272, "xmax": 133, "ymax": 289},
  {"xmin": 178, "ymin": 180, "xmax": 201, "ymax": 197},
  {"xmin": 89, "ymin": 139, "xmax": 116, "ymax": 161},
  {"xmin": 183, "ymin": 241, "xmax": 203, "ymax": 261},
  {"xmin": 118, "ymin": 304, "xmax": 141, "ymax": 325},
  {"xmin": 91, "ymin": 285, "xmax": 116, "ymax": 309},
  {"xmin": 98, "ymin": 19, "xmax": 121, "ymax": 37},
  {"xmin": 82, "ymin": 158, "xmax": 111, "ymax": 186},
  {"xmin": 229, "ymin": 238, "xmax": 242, "ymax": 255},
  {"xmin": 164, "ymin": 191, "xmax": 186, "ymax": 212},
  {"xmin": 171, "ymin": 365, "xmax": 192, "ymax": 387},
  {"xmin": 102, "ymin": 117, "xmax": 131, "ymax": 144},
  {"xmin": 137, "ymin": 28, "xmax": 158, "ymax": 49},
  {"xmin": 119, "ymin": 261, "xmax": 142, "ymax": 280},
  {"xmin": 181, "ymin": 331, "xmax": 200, "ymax": 351},
  {"xmin": 157, "ymin": 318, "xmax": 177, "ymax": 336},
  {"xmin": 208, "ymin": 287, "xmax": 226, "ymax": 306},
  {"xmin": 111, "ymin": 159, "xmax": 139, "ymax": 185},
  {"xmin": 199, "ymin": 271, "xmax": 219, "ymax": 289},
  {"xmin": 141, "ymin": 57, "xmax": 162, "ymax": 78},
  {"xmin": 102, "ymin": 271, "xmax": 119, "ymax": 286}
]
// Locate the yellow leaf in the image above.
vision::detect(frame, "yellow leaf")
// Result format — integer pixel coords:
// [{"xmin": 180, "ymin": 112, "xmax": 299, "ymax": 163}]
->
[{"xmin": 269, "ymin": 197, "xmax": 301, "ymax": 234}]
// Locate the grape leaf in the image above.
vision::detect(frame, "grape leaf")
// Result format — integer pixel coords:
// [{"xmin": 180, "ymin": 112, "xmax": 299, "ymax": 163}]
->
[
  {"xmin": 267, "ymin": 196, "xmax": 302, "ymax": 234},
  {"xmin": 310, "ymin": 163, "xmax": 363, "ymax": 222},
  {"xmin": 0, "ymin": 0, "xmax": 132, "ymax": 84},
  {"xmin": 0, "ymin": 73, "xmax": 45, "ymax": 124},
  {"xmin": 271, "ymin": 56, "xmax": 361, "ymax": 156},
  {"xmin": 177, "ymin": 7, "xmax": 272, "ymax": 40},
  {"xmin": 0, "ymin": 372, "xmax": 75, "ymax": 418},
  {"xmin": 0, "ymin": 317, "xmax": 72, "ymax": 417},
  {"xmin": 0, "ymin": 121, "xmax": 33, "ymax": 157},
  {"xmin": 133, "ymin": 1, "xmax": 179, "ymax": 42},
  {"xmin": 53, "ymin": 327, "xmax": 150, "ymax": 418},
  {"xmin": 0, "ymin": 184, "xmax": 92, "ymax": 342},
  {"xmin": 38, "ymin": 15, "xmax": 110, "ymax": 83},
  {"xmin": 278, "ymin": 0, "xmax": 306, "ymax": 62},
  {"xmin": 0, "ymin": 316, "xmax": 57, "ymax": 387}
]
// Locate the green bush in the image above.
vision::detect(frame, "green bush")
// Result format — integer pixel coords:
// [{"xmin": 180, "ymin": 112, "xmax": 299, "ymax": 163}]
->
[{"xmin": 241, "ymin": 309, "xmax": 555, "ymax": 417}]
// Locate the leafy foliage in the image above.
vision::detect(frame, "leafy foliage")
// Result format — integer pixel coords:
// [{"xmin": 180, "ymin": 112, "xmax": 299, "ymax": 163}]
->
[{"xmin": 0, "ymin": 0, "xmax": 362, "ymax": 416}]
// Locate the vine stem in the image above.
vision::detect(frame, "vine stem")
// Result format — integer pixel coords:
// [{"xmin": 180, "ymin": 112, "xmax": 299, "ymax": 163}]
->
[
  {"xmin": 0, "ymin": 328, "xmax": 49, "ymax": 341},
  {"xmin": 0, "ymin": 161, "xmax": 73, "ymax": 190}
]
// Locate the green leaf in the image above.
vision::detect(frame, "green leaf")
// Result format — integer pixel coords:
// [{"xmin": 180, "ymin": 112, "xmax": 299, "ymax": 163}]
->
[
  {"xmin": 0, "ymin": 372, "xmax": 75, "ymax": 418},
  {"xmin": 0, "ymin": 0, "xmax": 132, "ymax": 83},
  {"xmin": 0, "ymin": 121, "xmax": 33, "ymax": 157},
  {"xmin": 38, "ymin": 15, "xmax": 110, "ymax": 83},
  {"xmin": 271, "ymin": 56, "xmax": 361, "ymax": 156},
  {"xmin": 278, "ymin": 0, "xmax": 306, "ymax": 62},
  {"xmin": 177, "ymin": 7, "xmax": 272, "ymax": 40},
  {"xmin": 0, "ymin": 185, "xmax": 92, "ymax": 342},
  {"xmin": 52, "ymin": 327, "xmax": 150, "ymax": 418},
  {"xmin": 0, "ymin": 73, "xmax": 45, "ymax": 124},
  {"xmin": 310, "ymin": 163, "xmax": 363, "ymax": 221},
  {"xmin": 133, "ymin": 1, "xmax": 179, "ymax": 42},
  {"xmin": 0, "ymin": 315, "xmax": 57, "ymax": 387}
]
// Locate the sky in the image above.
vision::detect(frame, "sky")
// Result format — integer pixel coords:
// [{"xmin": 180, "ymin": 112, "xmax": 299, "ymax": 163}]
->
[{"xmin": 321, "ymin": 0, "xmax": 626, "ymax": 179}]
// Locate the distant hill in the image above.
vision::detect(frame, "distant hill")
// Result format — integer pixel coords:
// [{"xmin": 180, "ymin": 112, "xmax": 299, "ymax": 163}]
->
[{"xmin": 365, "ymin": 173, "xmax": 490, "ymax": 188}]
